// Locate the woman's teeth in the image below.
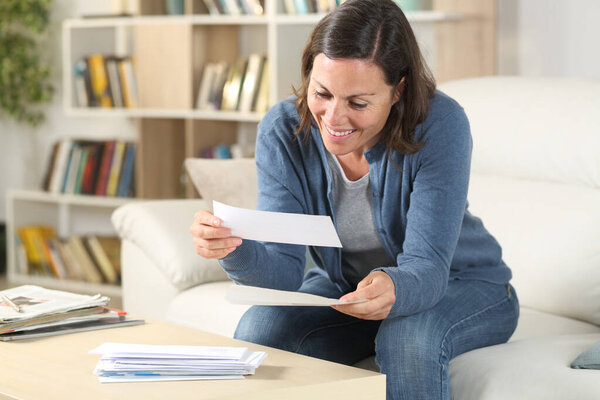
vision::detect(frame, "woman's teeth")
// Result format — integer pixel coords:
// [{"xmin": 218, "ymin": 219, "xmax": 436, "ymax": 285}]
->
[{"xmin": 327, "ymin": 126, "xmax": 356, "ymax": 137}]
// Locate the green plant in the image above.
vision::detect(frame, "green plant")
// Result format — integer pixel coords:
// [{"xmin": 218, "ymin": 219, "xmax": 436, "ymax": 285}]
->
[{"xmin": 0, "ymin": 0, "xmax": 54, "ymax": 126}]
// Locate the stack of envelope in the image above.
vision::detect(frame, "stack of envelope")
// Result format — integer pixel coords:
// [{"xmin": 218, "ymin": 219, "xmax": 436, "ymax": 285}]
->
[{"xmin": 89, "ymin": 342, "xmax": 267, "ymax": 382}]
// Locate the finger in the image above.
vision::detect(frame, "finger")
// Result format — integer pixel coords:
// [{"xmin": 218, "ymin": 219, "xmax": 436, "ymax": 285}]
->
[
  {"xmin": 356, "ymin": 275, "xmax": 374, "ymax": 290},
  {"xmin": 193, "ymin": 236, "xmax": 242, "ymax": 251},
  {"xmin": 334, "ymin": 297, "xmax": 393, "ymax": 320},
  {"xmin": 338, "ymin": 282, "xmax": 380, "ymax": 303},
  {"xmin": 193, "ymin": 210, "xmax": 222, "ymax": 227},
  {"xmin": 351, "ymin": 272, "xmax": 395, "ymax": 300},
  {"xmin": 190, "ymin": 223, "xmax": 233, "ymax": 239},
  {"xmin": 195, "ymin": 245, "xmax": 237, "ymax": 259}
]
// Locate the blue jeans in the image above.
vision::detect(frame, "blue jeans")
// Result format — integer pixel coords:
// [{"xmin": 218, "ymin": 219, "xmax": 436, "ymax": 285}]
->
[{"xmin": 234, "ymin": 273, "xmax": 519, "ymax": 400}]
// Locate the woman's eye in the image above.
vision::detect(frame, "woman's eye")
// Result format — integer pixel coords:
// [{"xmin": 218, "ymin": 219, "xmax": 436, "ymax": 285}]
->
[
  {"xmin": 350, "ymin": 102, "xmax": 367, "ymax": 109},
  {"xmin": 315, "ymin": 91, "xmax": 331, "ymax": 99}
]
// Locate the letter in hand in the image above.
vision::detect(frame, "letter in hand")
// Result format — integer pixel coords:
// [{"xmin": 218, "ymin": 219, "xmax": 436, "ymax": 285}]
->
[
  {"xmin": 332, "ymin": 271, "xmax": 396, "ymax": 320},
  {"xmin": 189, "ymin": 210, "xmax": 243, "ymax": 259}
]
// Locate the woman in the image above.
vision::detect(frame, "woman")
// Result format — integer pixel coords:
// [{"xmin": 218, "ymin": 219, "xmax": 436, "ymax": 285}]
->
[{"xmin": 190, "ymin": 0, "xmax": 519, "ymax": 398}]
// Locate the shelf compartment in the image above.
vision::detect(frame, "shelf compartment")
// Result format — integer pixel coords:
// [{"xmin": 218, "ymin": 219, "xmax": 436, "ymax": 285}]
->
[{"xmin": 6, "ymin": 190, "xmax": 130, "ymax": 299}]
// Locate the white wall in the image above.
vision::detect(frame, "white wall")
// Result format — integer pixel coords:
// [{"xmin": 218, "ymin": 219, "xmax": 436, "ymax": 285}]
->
[
  {"xmin": 0, "ymin": 1, "xmax": 135, "ymax": 222},
  {"xmin": 1, "ymin": 1, "xmax": 599, "ymax": 222},
  {"xmin": 498, "ymin": 0, "xmax": 600, "ymax": 79}
]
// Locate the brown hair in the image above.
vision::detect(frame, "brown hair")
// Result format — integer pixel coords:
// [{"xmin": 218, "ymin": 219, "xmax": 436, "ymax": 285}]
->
[{"xmin": 294, "ymin": 0, "xmax": 436, "ymax": 155}]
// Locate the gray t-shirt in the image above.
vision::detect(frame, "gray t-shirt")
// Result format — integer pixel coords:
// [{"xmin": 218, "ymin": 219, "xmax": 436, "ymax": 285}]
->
[{"xmin": 326, "ymin": 152, "xmax": 394, "ymax": 288}]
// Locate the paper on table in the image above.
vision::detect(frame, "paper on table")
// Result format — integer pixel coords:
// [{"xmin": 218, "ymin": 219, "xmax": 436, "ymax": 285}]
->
[
  {"xmin": 226, "ymin": 285, "xmax": 366, "ymax": 307},
  {"xmin": 90, "ymin": 342, "xmax": 268, "ymax": 383},
  {"xmin": 212, "ymin": 201, "xmax": 342, "ymax": 248},
  {"xmin": 89, "ymin": 343, "xmax": 248, "ymax": 360}
]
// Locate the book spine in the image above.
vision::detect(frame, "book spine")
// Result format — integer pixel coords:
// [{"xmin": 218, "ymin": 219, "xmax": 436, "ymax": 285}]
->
[
  {"xmin": 105, "ymin": 140, "xmax": 126, "ymax": 197},
  {"xmin": 73, "ymin": 58, "xmax": 97, "ymax": 107},
  {"xmin": 73, "ymin": 146, "xmax": 89, "ymax": 195},
  {"xmin": 45, "ymin": 238, "xmax": 68, "ymax": 279},
  {"xmin": 81, "ymin": 143, "xmax": 104, "ymax": 195},
  {"xmin": 238, "ymin": 53, "xmax": 263, "ymax": 113},
  {"xmin": 254, "ymin": 58, "xmax": 270, "ymax": 113},
  {"xmin": 42, "ymin": 141, "xmax": 60, "ymax": 192},
  {"xmin": 86, "ymin": 236, "xmax": 119, "ymax": 284},
  {"xmin": 95, "ymin": 140, "xmax": 116, "ymax": 196},
  {"xmin": 67, "ymin": 236, "xmax": 104, "ymax": 284},
  {"xmin": 48, "ymin": 139, "xmax": 73, "ymax": 194},
  {"xmin": 64, "ymin": 145, "xmax": 82, "ymax": 194},
  {"xmin": 57, "ymin": 240, "xmax": 84, "ymax": 281},
  {"xmin": 105, "ymin": 56, "xmax": 124, "ymax": 108},
  {"xmin": 88, "ymin": 54, "xmax": 113, "ymax": 108},
  {"xmin": 95, "ymin": 237, "xmax": 121, "ymax": 276},
  {"xmin": 118, "ymin": 58, "xmax": 138, "ymax": 108},
  {"xmin": 17, "ymin": 226, "xmax": 57, "ymax": 277},
  {"xmin": 117, "ymin": 143, "xmax": 136, "ymax": 197}
]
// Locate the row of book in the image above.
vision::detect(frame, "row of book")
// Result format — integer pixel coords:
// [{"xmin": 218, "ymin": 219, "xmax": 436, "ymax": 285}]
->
[
  {"xmin": 203, "ymin": 0, "xmax": 342, "ymax": 15},
  {"xmin": 0, "ymin": 285, "xmax": 143, "ymax": 341},
  {"xmin": 16, "ymin": 225, "xmax": 121, "ymax": 285},
  {"xmin": 196, "ymin": 53, "xmax": 269, "ymax": 114},
  {"xmin": 195, "ymin": 143, "xmax": 255, "ymax": 159},
  {"xmin": 43, "ymin": 139, "xmax": 136, "ymax": 198},
  {"xmin": 282, "ymin": 0, "xmax": 341, "ymax": 14},
  {"xmin": 203, "ymin": 0, "xmax": 265, "ymax": 15},
  {"xmin": 74, "ymin": 54, "xmax": 138, "ymax": 108}
]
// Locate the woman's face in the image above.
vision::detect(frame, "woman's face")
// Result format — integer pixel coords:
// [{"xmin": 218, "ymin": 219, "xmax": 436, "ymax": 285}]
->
[{"xmin": 307, "ymin": 53, "xmax": 399, "ymax": 157}]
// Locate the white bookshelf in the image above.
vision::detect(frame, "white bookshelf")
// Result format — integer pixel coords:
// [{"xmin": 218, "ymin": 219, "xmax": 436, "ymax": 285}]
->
[
  {"xmin": 6, "ymin": 190, "xmax": 133, "ymax": 297},
  {"xmin": 62, "ymin": 7, "xmax": 465, "ymax": 119}
]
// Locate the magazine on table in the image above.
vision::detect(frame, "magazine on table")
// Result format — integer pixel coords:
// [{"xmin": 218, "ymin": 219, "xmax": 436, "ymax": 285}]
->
[
  {"xmin": 0, "ymin": 285, "xmax": 109, "ymax": 323},
  {"xmin": 1, "ymin": 315, "xmax": 144, "ymax": 341},
  {"xmin": 0, "ymin": 285, "xmax": 144, "ymax": 340}
]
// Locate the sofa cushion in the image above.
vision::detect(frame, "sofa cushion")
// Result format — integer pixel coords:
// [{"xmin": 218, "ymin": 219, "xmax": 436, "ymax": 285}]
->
[
  {"xmin": 167, "ymin": 281, "xmax": 250, "ymax": 337},
  {"xmin": 112, "ymin": 199, "xmax": 228, "ymax": 290},
  {"xmin": 439, "ymin": 77, "xmax": 600, "ymax": 188},
  {"xmin": 511, "ymin": 308, "xmax": 600, "ymax": 342},
  {"xmin": 468, "ymin": 174, "xmax": 600, "ymax": 326},
  {"xmin": 185, "ymin": 158, "xmax": 257, "ymax": 209},
  {"xmin": 449, "ymin": 333, "xmax": 600, "ymax": 400}
]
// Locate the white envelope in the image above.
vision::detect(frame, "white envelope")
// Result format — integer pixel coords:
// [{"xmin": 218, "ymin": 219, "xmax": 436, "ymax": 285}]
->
[
  {"xmin": 213, "ymin": 201, "xmax": 342, "ymax": 248},
  {"xmin": 226, "ymin": 285, "xmax": 366, "ymax": 307}
]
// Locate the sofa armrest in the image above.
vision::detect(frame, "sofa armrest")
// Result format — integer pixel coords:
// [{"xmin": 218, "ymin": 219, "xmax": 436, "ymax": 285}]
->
[
  {"xmin": 120, "ymin": 239, "xmax": 180, "ymax": 320},
  {"xmin": 111, "ymin": 199, "xmax": 228, "ymax": 291}
]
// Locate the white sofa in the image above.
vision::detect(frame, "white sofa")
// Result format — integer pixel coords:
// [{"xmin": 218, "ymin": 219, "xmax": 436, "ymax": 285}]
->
[{"xmin": 112, "ymin": 77, "xmax": 600, "ymax": 399}]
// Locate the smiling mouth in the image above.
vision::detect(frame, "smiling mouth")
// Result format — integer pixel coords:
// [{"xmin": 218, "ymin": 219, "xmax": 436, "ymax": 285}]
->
[{"xmin": 325, "ymin": 124, "xmax": 357, "ymax": 137}]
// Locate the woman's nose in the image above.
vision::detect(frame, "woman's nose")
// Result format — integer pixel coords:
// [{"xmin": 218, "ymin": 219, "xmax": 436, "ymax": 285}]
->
[{"xmin": 324, "ymin": 100, "xmax": 346, "ymax": 124}]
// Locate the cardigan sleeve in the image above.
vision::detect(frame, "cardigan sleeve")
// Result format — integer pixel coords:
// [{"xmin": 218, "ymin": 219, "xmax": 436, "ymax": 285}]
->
[{"xmin": 375, "ymin": 108, "xmax": 472, "ymax": 318}]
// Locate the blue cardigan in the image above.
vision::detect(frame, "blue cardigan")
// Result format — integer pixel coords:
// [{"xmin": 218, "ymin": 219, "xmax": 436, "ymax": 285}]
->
[{"xmin": 220, "ymin": 91, "xmax": 512, "ymax": 319}]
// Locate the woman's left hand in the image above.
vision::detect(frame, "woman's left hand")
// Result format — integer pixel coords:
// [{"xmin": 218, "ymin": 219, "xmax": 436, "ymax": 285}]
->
[{"xmin": 332, "ymin": 271, "xmax": 396, "ymax": 320}]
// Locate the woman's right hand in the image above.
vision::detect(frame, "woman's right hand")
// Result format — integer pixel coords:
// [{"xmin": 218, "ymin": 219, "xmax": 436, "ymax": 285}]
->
[{"xmin": 189, "ymin": 210, "xmax": 242, "ymax": 259}]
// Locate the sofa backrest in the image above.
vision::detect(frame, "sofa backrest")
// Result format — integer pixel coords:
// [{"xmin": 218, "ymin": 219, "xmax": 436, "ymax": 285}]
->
[
  {"xmin": 185, "ymin": 158, "xmax": 258, "ymax": 209},
  {"xmin": 439, "ymin": 77, "xmax": 600, "ymax": 326}
]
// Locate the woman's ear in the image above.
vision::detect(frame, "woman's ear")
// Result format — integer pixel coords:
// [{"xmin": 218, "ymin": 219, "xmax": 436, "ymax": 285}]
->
[{"xmin": 393, "ymin": 77, "xmax": 406, "ymax": 104}]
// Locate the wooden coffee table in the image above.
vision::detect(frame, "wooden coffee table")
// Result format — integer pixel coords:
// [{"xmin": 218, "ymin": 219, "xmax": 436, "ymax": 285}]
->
[{"xmin": 0, "ymin": 319, "xmax": 385, "ymax": 400}]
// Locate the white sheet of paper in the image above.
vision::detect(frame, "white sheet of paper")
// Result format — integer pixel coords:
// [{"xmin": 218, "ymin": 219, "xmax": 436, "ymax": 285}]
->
[
  {"xmin": 212, "ymin": 201, "xmax": 342, "ymax": 247},
  {"xmin": 226, "ymin": 285, "xmax": 366, "ymax": 307}
]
